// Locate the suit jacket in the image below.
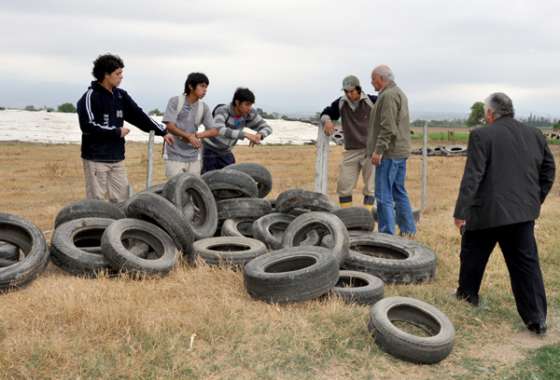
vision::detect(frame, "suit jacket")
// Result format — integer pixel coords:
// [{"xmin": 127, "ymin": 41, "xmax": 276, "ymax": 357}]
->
[{"xmin": 454, "ymin": 116, "xmax": 555, "ymax": 231}]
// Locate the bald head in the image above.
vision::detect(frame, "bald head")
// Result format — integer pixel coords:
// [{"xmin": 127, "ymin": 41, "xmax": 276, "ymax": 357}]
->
[{"xmin": 371, "ymin": 65, "xmax": 395, "ymax": 91}]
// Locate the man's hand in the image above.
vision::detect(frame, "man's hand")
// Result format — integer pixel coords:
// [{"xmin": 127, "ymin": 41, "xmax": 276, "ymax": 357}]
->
[
  {"xmin": 454, "ymin": 218, "xmax": 466, "ymax": 232},
  {"xmin": 371, "ymin": 153, "xmax": 382, "ymax": 166},
  {"xmin": 120, "ymin": 127, "xmax": 130, "ymax": 138},
  {"xmin": 186, "ymin": 133, "xmax": 202, "ymax": 149},
  {"xmin": 163, "ymin": 133, "xmax": 175, "ymax": 145},
  {"xmin": 247, "ymin": 133, "xmax": 262, "ymax": 147},
  {"xmin": 323, "ymin": 120, "xmax": 335, "ymax": 136}
]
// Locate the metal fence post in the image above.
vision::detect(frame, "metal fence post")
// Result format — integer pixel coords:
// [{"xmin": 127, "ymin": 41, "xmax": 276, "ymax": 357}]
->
[
  {"xmin": 420, "ymin": 121, "xmax": 429, "ymax": 211},
  {"xmin": 146, "ymin": 131, "xmax": 155, "ymax": 190},
  {"xmin": 314, "ymin": 121, "xmax": 329, "ymax": 194}
]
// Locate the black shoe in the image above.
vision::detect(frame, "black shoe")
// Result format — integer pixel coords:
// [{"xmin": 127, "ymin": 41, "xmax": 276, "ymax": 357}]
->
[
  {"xmin": 527, "ymin": 322, "xmax": 547, "ymax": 336},
  {"xmin": 454, "ymin": 290, "xmax": 479, "ymax": 307}
]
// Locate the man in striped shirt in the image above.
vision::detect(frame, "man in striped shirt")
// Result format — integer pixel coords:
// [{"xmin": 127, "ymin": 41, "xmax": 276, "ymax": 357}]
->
[{"xmin": 201, "ymin": 88, "xmax": 273, "ymax": 173}]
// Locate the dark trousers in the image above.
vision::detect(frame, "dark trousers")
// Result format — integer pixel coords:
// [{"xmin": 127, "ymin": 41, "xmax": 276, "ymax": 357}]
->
[
  {"xmin": 201, "ymin": 147, "xmax": 235, "ymax": 174},
  {"xmin": 457, "ymin": 221, "xmax": 547, "ymax": 326}
]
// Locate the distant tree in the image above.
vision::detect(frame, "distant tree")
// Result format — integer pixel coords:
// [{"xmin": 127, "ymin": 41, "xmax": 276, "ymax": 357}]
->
[
  {"xmin": 24, "ymin": 105, "xmax": 38, "ymax": 112},
  {"xmin": 466, "ymin": 101, "xmax": 485, "ymax": 127},
  {"xmin": 553, "ymin": 121, "xmax": 560, "ymax": 130},
  {"xmin": 57, "ymin": 102, "xmax": 76, "ymax": 113},
  {"xmin": 46, "ymin": 107, "xmax": 55, "ymax": 113},
  {"xmin": 0, "ymin": 106, "xmax": 5, "ymax": 111},
  {"xmin": 149, "ymin": 108, "xmax": 163, "ymax": 116}
]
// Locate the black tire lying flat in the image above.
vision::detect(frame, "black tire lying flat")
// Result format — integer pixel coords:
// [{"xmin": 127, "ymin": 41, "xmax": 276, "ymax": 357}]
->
[
  {"xmin": 343, "ymin": 232, "xmax": 436, "ymax": 284},
  {"xmin": 282, "ymin": 211, "xmax": 349, "ymax": 265},
  {"xmin": 244, "ymin": 246, "xmax": 339, "ymax": 304},
  {"xmin": 125, "ymin": 192, "xmax": 195, "ymax": 263},
  {"xmin": 221, "ymin": 219, "xmax": 255, "ymax": 238},
  {"xmin": 275, "ymin": 189, "xmax": 336, "ymax": 214},
  {"xmin": 252, "ymin": 213, "xmax": 295, "ymax": 250},
  {"xmin": 202, "ymin": 169, "xmax": 258, "ymax": 200},
  {"xmin": 332, "ymin": 270, "xmax": 384, "ymax": 305},
  {"xmin": 333, "ymin": 207, "xmax": 375, "ymax": 231},
  {"xmin": 193, "ymin": 236, "xmax": 267, "ymax": 267},
  {"xmin": 368, "ymin": 296, "xmax": 455, "ymax": 364},
  {"xmin": 162, "ymin": 173, "xmax": 218, "ymax": 239},
  {"xmin": 54, "ymin": 199, "xmax": 125, "ymax": 228},
  {"xmin": 101, "ymin": 218, "xmax": 179, "ymax": 276},
  {"xmin": 50, "ymin": 217, "xmax": 115, "ymax": 276},
  {"xmin": 217, "ymin": 198, "xmax": 272, "ymax": 221},
  {"xmin": 0, "ymin": 213, "xmax": 49, "ymax": 291},
  {"xmin": 226, "ymin": 163, "xmax": 273, "ymax": 198}
]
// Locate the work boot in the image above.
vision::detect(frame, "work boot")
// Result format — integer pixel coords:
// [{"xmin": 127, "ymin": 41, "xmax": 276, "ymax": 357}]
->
[
  {"xmin": 363, "ymin": 195, "xmax": 374, "ymax": 211},
  {"xmin": 339, "ymin": 196, "xmax": 352, "ymax": 208}
]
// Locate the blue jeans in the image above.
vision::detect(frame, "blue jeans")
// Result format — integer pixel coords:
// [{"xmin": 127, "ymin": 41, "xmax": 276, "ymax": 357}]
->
[
  {"xmin": 375, "ymin": 158, "xmax": 416, "ymax": 235},
  {"xmin": 201, "ymin": 146, "xmax": 235, "ymax": 174}
]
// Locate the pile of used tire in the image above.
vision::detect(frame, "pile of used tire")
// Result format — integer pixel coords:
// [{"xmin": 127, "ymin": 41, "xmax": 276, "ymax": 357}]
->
[
  {"xmin": 411, "ymin": 145, "xmax": 467, "ymax": 157},
  {"xmin": 0, "ymin": 162, "xmax": 454, "ymax": 364}
]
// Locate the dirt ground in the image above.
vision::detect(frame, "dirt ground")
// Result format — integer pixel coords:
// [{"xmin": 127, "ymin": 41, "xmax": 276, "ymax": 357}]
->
[{"xmin": 0, "ymin": 141, "xmax": 559, "ymax": 379}]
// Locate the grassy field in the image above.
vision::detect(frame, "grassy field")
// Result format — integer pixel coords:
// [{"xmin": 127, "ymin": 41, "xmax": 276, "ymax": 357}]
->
[{"xmin": 0, "ymin": 141, "xmax": 559, "ymax": 379}]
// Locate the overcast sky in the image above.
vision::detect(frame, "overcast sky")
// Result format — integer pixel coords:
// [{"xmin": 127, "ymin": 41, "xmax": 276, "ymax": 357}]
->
[{"xmin": 1, "ymin": 0, "xmax": 559, "ymax": 118}]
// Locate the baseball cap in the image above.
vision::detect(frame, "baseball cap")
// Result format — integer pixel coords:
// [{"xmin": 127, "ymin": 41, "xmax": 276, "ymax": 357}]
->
[{"xmin": 342, "ymin": 75, "xmax": 360, "ymax": 91}]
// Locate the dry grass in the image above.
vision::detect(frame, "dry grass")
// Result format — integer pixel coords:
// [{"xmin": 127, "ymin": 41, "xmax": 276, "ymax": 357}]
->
[{"xmin": 0, "ymin": 141, "xmax": 559, "ymax": 379}]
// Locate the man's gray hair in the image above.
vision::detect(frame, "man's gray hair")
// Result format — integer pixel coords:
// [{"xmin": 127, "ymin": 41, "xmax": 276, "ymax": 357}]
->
[
  {"xmin": 484, "ymin": 92, "xmax": 515, "ymax": 119},
  {"xmin": 372, "ymin": 65, "xmax": 395, "ymax": 82}
]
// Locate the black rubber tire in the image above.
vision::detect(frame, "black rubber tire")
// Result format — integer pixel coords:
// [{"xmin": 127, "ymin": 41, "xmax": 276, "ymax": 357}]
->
[
  {"xmin": 282, "ymin": 211, "xmax": 349, "ymax": 265},
  {"xmin": 124, "ymin": 192, "xmax": 195, "ymax": 263},
  {"xmin": 343, "ymin": 232, "xmax": 436, "ymax": 284},
  {"xmin": 162, "ymin": 173, "xmax": 218, "ymax": 239},
  {"xmin": 0, "ymin": 242, "xmax": 19, "ymax": 260},
  {"xmin": 442, "ymin": 145, "xmax": 467, "ymax": 157},
  {"xmin": 372, "ymin": 207, "xmax": 421, "ymax": 224},
  {"xmin": 101, "ymin": 218, "xmax": 179, "ymax": 276},
  {"xmin": 221, "ymin": 219, "xmax": 256, "ymax": 238},
  {"xmin": 226, "ymin": 163, "xmax": 273, "ymax": 198},
  {"xmin": 126, "ymin": 192, "xmax": 194, "ymax": 263},
  {"xmin": 147, "ymin": 182, "xmax": 166, "ymax": 195},
  {"xmin": 0, "ymin": 258, "xmax": 17, "ymax": 268},
  {"xmin": 50, "ymin": 217, "xmax": 115, "ymax": 276},
  {"xmin": 332, "ymin": 270, "xmax": 384, "ymax": 305},
  {"xmin": 275, "ymin": 189, "xmax": 336, "ymax": 213},
  {"xmin": 333, "ymin": 207, "xmax": 375, "ymax": 231},
  {"xmin": 244, "ymin": 246, "xmax": 339, "ymax": 304},
  {"xmin": 193, "ymin": 236, "xmax": 268, "ymax": 267},
  {"xmin": 368, "ymin": 296, "xmax": 455, "ymax": 364},
  {"xmin": 54, "ymin": 199, "xmax": 125, "ymax": 228},
  {"xmin": 217, "ymin": 198, "xmax": 272, "ymax": 221},
  {"xmin": 0, "ymin": 213, "xmax": 49, "ymax": 291},
  {"xmin": 202, "ymin": 169, "xmax": 258, "ymax": 200},
  {"xmin": 252, "ymin": 213, "xmax": 295, "ymax": 250}
]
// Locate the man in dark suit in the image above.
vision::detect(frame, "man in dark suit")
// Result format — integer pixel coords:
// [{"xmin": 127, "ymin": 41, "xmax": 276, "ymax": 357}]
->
[{"xmin": 453, "ymin": 92, "xmax": 555, "ymax": 335}]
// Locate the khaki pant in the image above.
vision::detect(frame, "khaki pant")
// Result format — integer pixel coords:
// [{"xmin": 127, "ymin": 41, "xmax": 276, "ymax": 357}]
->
[
  {"xmin": 336, "ymin": 149, "xmax": 374, "ymax": 197},
  {"xmin": 82, "ymin": 159, "xmax": 129, "ymax": 202},
  {"xmin": 165, "ymin": 159, "xmax": 202, "ymax": 178}
]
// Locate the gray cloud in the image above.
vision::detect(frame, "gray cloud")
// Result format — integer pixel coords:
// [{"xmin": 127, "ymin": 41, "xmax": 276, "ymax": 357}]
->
[{"xmin": 1, "ymin": 0, "xmax": 559, "ymax": 117}]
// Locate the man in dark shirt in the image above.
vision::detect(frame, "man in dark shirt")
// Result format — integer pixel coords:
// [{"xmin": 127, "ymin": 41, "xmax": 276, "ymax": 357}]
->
[
  {"xmin": 77, "ymin": 54, "xmax": 174, "ymax": 202},
  {"xmin": 453, "ymin": 92, "xmax": 555, "ymax": 335},
  {"xmin": 321, "ymin": 75, "xmax": 377, "ymax": 209}
]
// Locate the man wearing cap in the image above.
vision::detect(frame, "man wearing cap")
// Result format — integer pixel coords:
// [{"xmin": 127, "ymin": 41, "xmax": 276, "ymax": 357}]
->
[{"xmin": 320, "ymin": 75, "xmax": 377, "ymax": 209}]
